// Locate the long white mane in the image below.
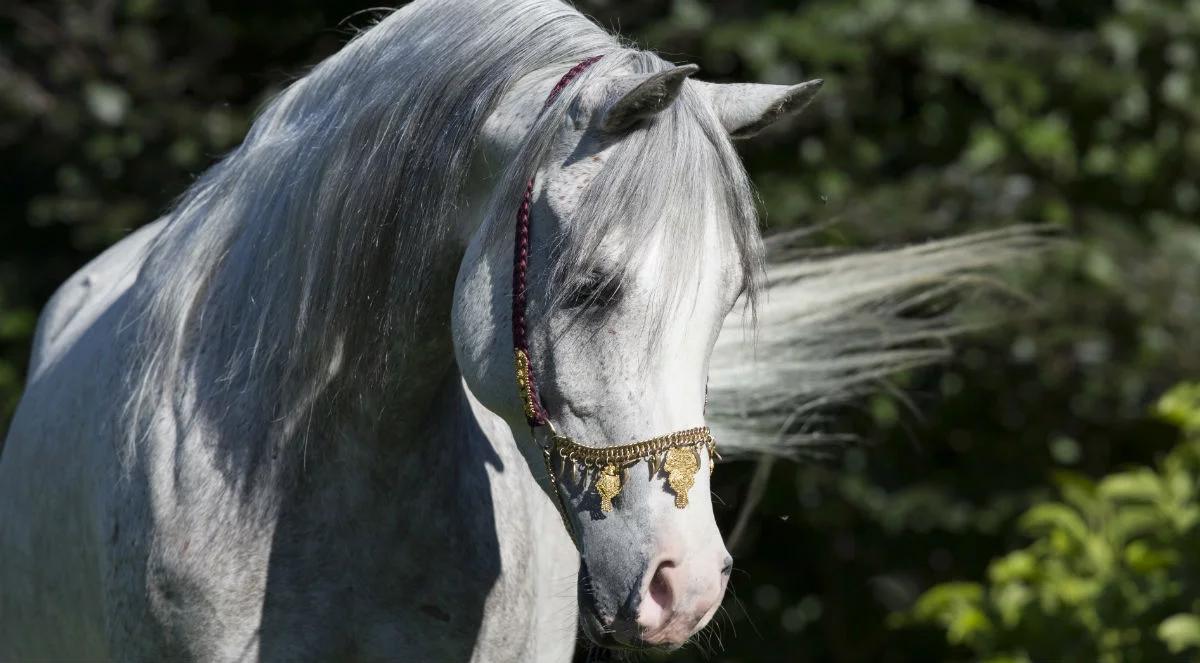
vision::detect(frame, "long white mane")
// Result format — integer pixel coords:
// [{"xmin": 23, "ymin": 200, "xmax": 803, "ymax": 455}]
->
[
  {"xmin": 123, "ymin": 0, "xmax": 1037, "ymax": 459},
  {"xmin": 709, "ymin": 226, "xmax": 1043, "ymax": 457},
  {"xmin": 124, "ymin": 0, "xmax": 618, "ymax": 446}
]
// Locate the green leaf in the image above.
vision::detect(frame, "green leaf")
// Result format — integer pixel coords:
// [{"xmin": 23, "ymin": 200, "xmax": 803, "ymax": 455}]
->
[
  {"xmin": 1097, "ymin": 470, "xmax": 1163, "ymax": 503},
  {"xmin": 947, "ymin": 605, "xmax": 994, "ymax": 645},
  {"xmin": 910, "ymin": 582, "xmax": 985, "ymax": 622},
  {"xmin": 1156, "ymin": 383, "xmax": 1200, "ymax": 433},
  {"xmin": 1158, "ymin": 614, "xmax": 1200, "ymax": 653},
  {"xmin": 989, "ymin": 550, "xmax": 1038, "ymax": 584},
  {"xmin": 1020, "ymin": 503, "xmax": 1090, "ymax": 544},
  {"xmin": 1108, "ymin": 505, "xmax": 1167, "ymax": 544},
  {"xmin": 992, "ymin": 583, "xmax": 1033, "ymax": 628},
  {"xmin": 1124, "ymin": 540, "xmax": 1179, "ymax": 574}
]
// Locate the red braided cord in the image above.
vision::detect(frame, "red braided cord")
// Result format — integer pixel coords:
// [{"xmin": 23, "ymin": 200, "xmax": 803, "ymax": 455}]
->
[{"xmin": 512, "ymin": 55, "xmax": 603, "ymax": 427}]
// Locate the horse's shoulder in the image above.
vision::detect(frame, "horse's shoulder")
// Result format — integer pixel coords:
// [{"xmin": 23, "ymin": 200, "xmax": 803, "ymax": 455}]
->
[{"xmin": 29, "ymin": 218, "xmax": 167, "ymax": 377}]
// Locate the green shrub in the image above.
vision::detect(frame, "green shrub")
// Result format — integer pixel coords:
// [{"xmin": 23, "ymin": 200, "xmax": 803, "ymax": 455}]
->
[{"xmin": 900, "ymin": 383, "xmax": 1200, "ymax": 663}]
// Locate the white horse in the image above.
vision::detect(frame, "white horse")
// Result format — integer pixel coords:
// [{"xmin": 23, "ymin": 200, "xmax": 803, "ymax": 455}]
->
[{"xmin": 0, "ymin": 1, "xmax": 1039, "ymax": 660}]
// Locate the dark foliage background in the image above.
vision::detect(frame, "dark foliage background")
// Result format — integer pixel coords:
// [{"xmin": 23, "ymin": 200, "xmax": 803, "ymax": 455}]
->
[{"xmin": 1, "ymin": 1, "xmax": 1197, "ymax": 661}]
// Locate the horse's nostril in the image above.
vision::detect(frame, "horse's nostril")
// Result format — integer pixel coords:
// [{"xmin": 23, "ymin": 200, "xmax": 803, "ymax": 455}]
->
[
  {"xmin": 633, "ymin": 554, "xmax": 729, "ymax": 646},
  {"xmin": 637, "ymin": 559, "xmax": 677, "ymax": 635},
  {"xmin": 648, "ymin": 561, "xmax": 674, "ymax": 609}
]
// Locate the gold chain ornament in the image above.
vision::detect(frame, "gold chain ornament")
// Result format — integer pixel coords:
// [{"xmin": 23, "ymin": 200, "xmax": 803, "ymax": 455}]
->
[
  {"xmin": 517, "ymin": 351, "xmax": 718, "ymax": 513},
  {"xmin": 514, "ymin": 278, "xmax": 718, "ymax": 515},
  {"xmin": 549, "ymin": 422, "xmax": 717, "ymax": 513}
]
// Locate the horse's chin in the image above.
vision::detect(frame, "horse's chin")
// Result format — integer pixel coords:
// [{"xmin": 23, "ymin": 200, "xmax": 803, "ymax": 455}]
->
[{"xmin": 577, "ymin": 603, "xmax": 682, "ymax": 653}]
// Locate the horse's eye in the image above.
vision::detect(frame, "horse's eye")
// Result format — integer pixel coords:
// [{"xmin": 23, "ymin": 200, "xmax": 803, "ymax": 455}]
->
[{"xmin": 562, "ymin": 270, "xmax": 622, "ymax": 310}]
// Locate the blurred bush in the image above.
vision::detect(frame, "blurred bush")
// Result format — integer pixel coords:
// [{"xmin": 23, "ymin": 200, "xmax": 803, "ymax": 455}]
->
[{"xmin": 901, "ymin": 383, "xmax": 1200, "ymax": 663}]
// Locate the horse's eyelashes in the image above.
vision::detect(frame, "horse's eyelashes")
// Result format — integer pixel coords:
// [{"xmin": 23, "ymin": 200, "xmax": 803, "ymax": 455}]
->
[{"xmin": 562, "ymin": 271, "xmax": 622, "ymax": 310}]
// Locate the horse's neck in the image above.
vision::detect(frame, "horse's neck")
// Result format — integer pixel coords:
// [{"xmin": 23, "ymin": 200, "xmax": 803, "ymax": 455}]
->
[
  {"xmin": 316, "ymin": 372, "xmax": 503, "ymax": 510},
  {"xmin": 307, "ymin": 371, "xmax": 572, "ymax": 568},
  {"xmin": 260, "ymin": 373, "xmax": 577, "ymax": 660},
  {"xmin": 338, "ymin": 70, "xmax": 552, "ymax": 476},
  {"xmin": 365, "ymin": 175, "xmax": 489, "ymax": 441},
  {"xmin": 370, "ymin": 254, "xmax": 464, "ymax": 441}
]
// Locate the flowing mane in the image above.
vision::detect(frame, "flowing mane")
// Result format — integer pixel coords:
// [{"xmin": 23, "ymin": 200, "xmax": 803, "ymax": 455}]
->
[
  {"xmin": 122, "ymin": 0, "xmax": 764, "ymax": 453},
  {"xmin": 125, "ymin": 1, "xmax": 612, "ymax": 447},
  {"xmin": 122, "ymin": 0, "xmax": 1038, "ymax": 461},
  {"xmin": 709, "ymin": 225, "xmax": 1044, "ymax": 456}
]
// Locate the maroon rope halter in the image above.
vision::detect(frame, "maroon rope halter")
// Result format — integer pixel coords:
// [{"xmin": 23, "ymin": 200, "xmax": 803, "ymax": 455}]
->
[{"xmin": 511, "ymin": 55, "xmax": 603, "ymax": 428}]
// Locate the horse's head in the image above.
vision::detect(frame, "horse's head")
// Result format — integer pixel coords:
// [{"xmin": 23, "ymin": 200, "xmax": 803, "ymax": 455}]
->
[{"xmin": 453, "ymin": 52, "xmax": 820, "ymax": 649}]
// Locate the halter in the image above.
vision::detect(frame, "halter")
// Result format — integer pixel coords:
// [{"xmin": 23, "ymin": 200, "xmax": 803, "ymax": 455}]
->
[{"xmin": 511, "ymin": 56, "xmax": 718, "ymax": 541}]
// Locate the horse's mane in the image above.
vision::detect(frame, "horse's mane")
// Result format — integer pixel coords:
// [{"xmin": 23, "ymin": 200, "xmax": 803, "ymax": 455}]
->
[
  {"xmin": 708, "ymin": 225, "xmax": 1045, "ymax": 457},
  {"xmin": 122, "ymin": 0, "xmax": 1039, "ymax": 463},
  {"xmin": 123, "ymin": 0, "xmax": 761, "ymax": 452}
]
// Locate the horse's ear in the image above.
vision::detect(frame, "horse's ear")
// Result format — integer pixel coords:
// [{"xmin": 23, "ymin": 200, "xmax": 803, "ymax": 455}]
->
[
  {"xmin": 600, "ymin": 64, "xmax": 699, "ymax": 133},
  {"xmin": 697, "ymin": 79, "xmax": 824, "ymax": 139}
]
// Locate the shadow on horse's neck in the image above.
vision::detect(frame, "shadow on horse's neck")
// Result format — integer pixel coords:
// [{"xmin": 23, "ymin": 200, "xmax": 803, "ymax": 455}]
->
[
  {"xmin": 361, "ymin": 149, "xmax": 504, "ymax": 450},
  {"xmin": 371, "ymin": 252, "xmax": 466, "ymax": 445},
  {"xmin": 254, "ymin": 370, "xmax": 507, "ymax": 660}
]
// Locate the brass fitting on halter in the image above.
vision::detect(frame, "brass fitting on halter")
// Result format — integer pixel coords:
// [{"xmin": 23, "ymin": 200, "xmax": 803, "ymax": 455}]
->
[{"xmin": 514, "ymin": 349, "xmax": 540, "ymax": 425}]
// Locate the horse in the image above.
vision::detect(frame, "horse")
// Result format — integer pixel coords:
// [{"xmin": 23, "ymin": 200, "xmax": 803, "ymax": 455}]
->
[{"xmin": 0, "ymin": 0, "xmax": 1040, "ymax": 660}]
